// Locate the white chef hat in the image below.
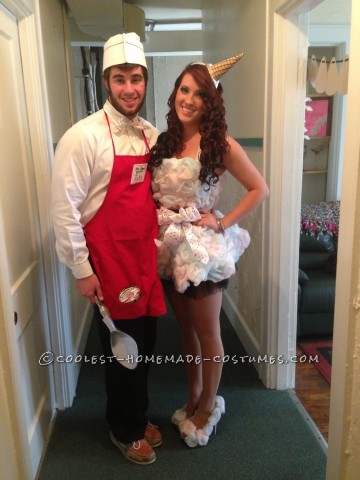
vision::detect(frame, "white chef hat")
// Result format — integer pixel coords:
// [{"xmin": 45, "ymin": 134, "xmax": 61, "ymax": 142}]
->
[{"xmin": 103, "ymin": 33, "xmax": 147, "ymax": 72}]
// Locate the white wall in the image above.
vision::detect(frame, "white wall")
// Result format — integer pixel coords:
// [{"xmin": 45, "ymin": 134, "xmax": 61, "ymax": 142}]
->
[
  {"xmin": 203, "ymin": 0, "xmax": 267, "ymax": 346},
  {"xmin": 152, "ymin": 55, "xmax": 202, "ymax": 132},
  {"xmin": 144, "ymin": 31, "xmax": 202, "ymax": 55},
  {"xmin": 38, "ymin": 0, "xmax": 72, "ymax": 141},
  {"xmin": 309, "ymin": 0, "xmax": 351, "ymax": 24}
]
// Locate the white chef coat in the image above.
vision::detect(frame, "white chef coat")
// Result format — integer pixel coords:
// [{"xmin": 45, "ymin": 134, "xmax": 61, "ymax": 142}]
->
[{"xmin": 51, "ymin": 100, "xmax": 158, "ymax": 279}]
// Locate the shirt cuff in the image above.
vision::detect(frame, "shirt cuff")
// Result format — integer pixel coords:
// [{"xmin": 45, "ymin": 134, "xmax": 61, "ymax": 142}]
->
[{"xmin": 71, "ymin": 260, "xmax": 94, "ymax": 279}]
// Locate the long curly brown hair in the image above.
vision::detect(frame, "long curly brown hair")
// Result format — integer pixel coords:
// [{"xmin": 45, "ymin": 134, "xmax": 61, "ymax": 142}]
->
[{"xmin": 149, "ymin": 63, "xmax": 229, "ymax": 187}]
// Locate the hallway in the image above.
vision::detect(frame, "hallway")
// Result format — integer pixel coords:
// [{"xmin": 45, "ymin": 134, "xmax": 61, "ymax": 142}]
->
[{"xmin": 38, "ymin": 310, "xmax": 326, "ymax": 480}]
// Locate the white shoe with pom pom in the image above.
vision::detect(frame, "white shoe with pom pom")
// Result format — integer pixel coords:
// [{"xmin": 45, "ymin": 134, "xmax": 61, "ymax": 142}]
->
[{"xmin": 179, "ymin": 396, "xmax": 225, "ymax": 448}]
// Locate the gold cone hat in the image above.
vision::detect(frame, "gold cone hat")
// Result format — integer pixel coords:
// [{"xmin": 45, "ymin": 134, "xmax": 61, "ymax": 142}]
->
[{"xmin": 207, "ymin": 53, "xmax": 244, "ymax": 81}]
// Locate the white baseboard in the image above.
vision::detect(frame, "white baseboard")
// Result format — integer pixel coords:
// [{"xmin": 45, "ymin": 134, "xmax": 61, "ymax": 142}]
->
[{"xmin": 222, "ymin": 291, "xmax": 260, "ymax": 374}]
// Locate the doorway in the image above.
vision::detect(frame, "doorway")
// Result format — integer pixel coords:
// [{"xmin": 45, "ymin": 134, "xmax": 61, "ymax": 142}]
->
[
  {"xmin": 294, "ymin": 4, "xmax": 350, "ymax": 445},
  {"xmin": 264, "ymin": 0, "xmax": 358, "ymax": 477}
]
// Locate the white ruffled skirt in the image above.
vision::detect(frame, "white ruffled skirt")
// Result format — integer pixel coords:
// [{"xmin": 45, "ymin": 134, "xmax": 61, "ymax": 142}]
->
[{"xmin": 155, "ymin": 208, "xmax": 250, "ymax": 293}]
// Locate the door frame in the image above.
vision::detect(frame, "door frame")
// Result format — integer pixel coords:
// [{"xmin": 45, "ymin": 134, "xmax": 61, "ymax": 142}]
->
[
  {"xmin": 2, "ymin": 0, "xmax": 75, "ymax": 409},
  {"xmin": 264, "ymin": 0, "xmax": 358, "ymax": 478},
  {"xmin": 262, "ymin": 1, "xmax": 350, "ymax": 388},
  {"xmin": 0, "ymin": 3, "xmax": 55, "ymax": 478},
  {"xmin": 261, "ymin": 0, "xmax": 310, "ymax": 390}
]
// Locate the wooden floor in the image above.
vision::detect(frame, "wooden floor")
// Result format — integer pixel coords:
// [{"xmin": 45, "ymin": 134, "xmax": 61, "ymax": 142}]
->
[{"xmin": 295, "ymin": 345, "xmax": 331, "ymax": 442}]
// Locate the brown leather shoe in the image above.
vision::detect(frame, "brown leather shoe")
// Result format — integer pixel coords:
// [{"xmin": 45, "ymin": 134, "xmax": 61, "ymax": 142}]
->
[
  {"xmin": 144, "ymin": 422, "xmax": 162, "ymax": 447},
  {"xmin": 110, "ymin": 432, "xmax": 156, "ymax": 465}
]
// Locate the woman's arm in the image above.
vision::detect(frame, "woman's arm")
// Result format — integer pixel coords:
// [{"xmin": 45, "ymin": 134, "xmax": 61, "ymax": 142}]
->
[
  {"xmin": 219, "ymin": 136, "xmax": 269, "ymax": 229},
  {"xmin": 196, "ymin": 136, "xmax": 269, "ymax": 231}
]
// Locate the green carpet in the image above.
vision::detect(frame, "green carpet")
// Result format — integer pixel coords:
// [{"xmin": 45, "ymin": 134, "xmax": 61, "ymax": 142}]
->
[{"xmin": 38, "ymin": 309, "xmax": 326, "ymax": 480}]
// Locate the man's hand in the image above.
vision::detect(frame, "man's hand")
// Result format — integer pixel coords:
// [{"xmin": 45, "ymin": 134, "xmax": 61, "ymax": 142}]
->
[{"xmin": 76, "ymin": 274, "xmax": 103, "ymax": 304}]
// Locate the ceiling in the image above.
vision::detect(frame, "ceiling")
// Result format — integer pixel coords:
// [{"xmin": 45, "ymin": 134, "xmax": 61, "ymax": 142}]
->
[
  {"xmin": 123, "ymin": 0, "xmax": 351, "ymax": 26},
  {"xmin": 125, "ymin": 0, "xmax": 202, "ymax": 24},
  {"xmin": 66, "ymin": 0, "xmax": 351, "ymax": 45},
  {"xmin": 310, "ymin": 0, "xmax": 351, "ymax": 25},
  {"xmin": 67, "ymin": 0, "xmax": 351, "ymax": 30}
]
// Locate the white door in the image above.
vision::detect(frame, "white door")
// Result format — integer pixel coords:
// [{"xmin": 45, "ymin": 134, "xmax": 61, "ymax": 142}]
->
[{"xmin": 0, "ymin": 5, "xmax": 54, "ymax": 479}]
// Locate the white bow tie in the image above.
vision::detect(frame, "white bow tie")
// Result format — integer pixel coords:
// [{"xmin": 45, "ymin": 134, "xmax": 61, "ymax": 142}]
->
[{"xmin": 116, "ymin": 116, "xmax": 144, "ymax": 131}]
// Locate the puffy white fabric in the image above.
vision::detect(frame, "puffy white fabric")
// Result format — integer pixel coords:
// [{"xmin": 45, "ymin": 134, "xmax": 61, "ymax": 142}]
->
[{"xmin": 152, "ymin": 157, "xmax": 250, "ymax": 293}]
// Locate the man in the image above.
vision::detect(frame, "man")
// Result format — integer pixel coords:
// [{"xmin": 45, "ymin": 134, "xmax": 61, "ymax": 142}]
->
[{"xmin": 51, "ymin": 33, "xmax": 166, "ymax": 465}]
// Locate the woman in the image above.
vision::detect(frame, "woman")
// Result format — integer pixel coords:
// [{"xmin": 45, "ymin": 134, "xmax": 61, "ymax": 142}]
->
[{"xmin": 149, "ymin": 58, "xmax": 269, "ymax": 448}]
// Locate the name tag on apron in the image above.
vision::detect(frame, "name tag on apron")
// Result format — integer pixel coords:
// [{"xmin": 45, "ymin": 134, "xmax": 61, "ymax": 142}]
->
[{"xmin": 130, "ymin": 163, "xmax": 147, "ymax": 184}]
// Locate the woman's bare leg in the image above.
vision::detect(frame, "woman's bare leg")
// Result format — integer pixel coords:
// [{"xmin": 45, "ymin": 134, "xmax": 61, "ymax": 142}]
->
[
  {"xmin": 166, "ymin": 282, "xmax": 224, "ymax": 428},
  {"xmin": 187, "ymin": 289, "xmax": 223, "ymax": 429},
  {"xmin": 164, "ymin": 283, "xmax": 202, "ymax": 417}
]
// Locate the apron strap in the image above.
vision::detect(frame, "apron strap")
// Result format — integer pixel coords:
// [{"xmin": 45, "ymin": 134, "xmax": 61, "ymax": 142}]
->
[
  {"xmin": 104, "ymin": 111, "xmax": 116, "ymax": 155},
  {"xmin": 142, "ymin": 131, "xmax": 151, "ymax": 154}
]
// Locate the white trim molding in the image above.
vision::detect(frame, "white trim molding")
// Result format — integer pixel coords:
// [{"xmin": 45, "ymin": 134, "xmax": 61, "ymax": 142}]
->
[
  {"xmin": 261, "ymin": 3, "xmax": 309, "ymax": 389},
  {"xmin": 21, "ymin": 8, "xmax": 74, "ymax": 409}
]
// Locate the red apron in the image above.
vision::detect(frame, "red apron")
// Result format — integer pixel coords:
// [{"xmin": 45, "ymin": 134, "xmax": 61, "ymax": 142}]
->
[{"xmin": 84, "ymin": 112, "xmax": 166, "ymax": 319}]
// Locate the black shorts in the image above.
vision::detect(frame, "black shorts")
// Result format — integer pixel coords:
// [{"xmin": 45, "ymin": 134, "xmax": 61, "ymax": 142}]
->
[{"xmin": 163, "ymin": 278, "xmax": 229, "ymax": 299}]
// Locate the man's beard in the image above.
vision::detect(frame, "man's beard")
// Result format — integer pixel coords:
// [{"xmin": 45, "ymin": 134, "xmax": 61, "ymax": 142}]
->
[{"xmin": 107, "ymin": 89, "xmax": 145, "ymax": 119}]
